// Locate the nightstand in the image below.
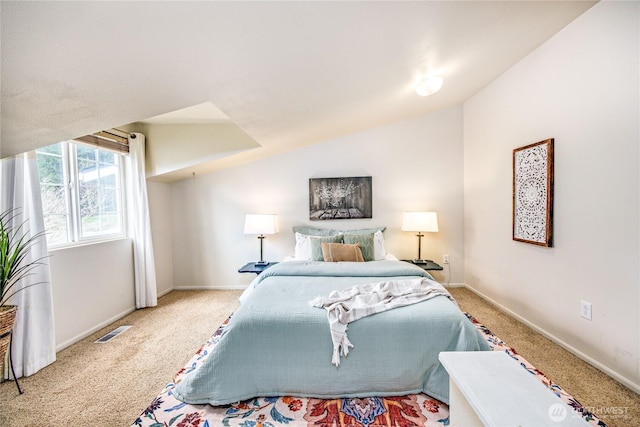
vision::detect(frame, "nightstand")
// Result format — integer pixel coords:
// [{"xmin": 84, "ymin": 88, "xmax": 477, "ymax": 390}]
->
[
  {"xmin": 402, "ymin": 260, "xmax": 443, "ymax": 271},
  {"xmin": 237, "ymin": 262, "xmax": 278, "ymax": 274}
]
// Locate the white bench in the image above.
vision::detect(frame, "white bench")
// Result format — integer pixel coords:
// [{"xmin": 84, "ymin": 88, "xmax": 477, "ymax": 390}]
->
[{"xmin": 439, "ymin": 351, "xmax": 591, "ymax": 426}]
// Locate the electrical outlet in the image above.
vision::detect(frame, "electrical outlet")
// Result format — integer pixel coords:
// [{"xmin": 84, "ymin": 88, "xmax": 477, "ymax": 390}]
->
[
  {"xmin": 443, "ymin": 254, "xmax": 450, "ymax": 264},
  {"xmin": 580, "ymin": 301, "xmax": 592, "ymax": 320}
]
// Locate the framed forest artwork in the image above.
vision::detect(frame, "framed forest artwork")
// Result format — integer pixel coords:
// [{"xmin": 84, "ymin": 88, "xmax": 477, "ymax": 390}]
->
[
  {"xmin": 513, "ymin": 138, "xmax": 554, "ymax": 247},
  {"xmin": 309, "ymin": 176, "xmax": 372, "ymax": 220}
]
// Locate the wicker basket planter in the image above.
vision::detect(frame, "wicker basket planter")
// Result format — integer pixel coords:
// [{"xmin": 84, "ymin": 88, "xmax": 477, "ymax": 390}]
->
[{"xmin": 0, "ymin": 305, "xmax": 17, "ymax": 373}]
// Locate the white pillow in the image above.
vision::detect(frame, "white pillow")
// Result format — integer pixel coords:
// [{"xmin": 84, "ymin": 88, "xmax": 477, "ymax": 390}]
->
[
  {"xmin": 294, "ymin": 232, "xmax": 313, "ymax": 260},
  {"xmin": 373, "ymin": 230, "xmax": 387, "ymax": 261}
]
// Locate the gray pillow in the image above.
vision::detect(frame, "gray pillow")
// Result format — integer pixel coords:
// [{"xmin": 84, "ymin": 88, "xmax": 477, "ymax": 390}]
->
[
  {"xmin": 342, "ymin": 234, "xmax": 375, "ymax": 261},
  {"xmin": 341, "ymin": 226, "xmax": 386, "ymax": 235},
  {"xmin": 310, "ymin": 235, "xmax": 343, "ymax": 260},
  {"xmin": 292, "ymin": 226, "xmax": 340, "ymax": 237}
]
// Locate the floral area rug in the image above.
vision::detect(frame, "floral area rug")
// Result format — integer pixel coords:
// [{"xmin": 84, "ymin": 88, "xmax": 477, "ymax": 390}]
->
[{"xmin": 132, "ymin": 314, "xmax": 605, "ymax": 427}]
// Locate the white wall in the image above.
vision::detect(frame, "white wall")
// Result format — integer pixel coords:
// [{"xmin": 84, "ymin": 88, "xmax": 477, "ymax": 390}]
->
[
  {"xmin": 147, "ymin": 181, "xmax": 174, "ymax": 297},
  {"xmin": 49, "ymin": 239, "xmax": 136, "ymax": 351},
  {"xmin": 170, "ymin": 106, "xmax": 464, "ymax": 289},
  {"xmin": 463, "ymin": 1, "xmax": 639, "ymax": 391}
]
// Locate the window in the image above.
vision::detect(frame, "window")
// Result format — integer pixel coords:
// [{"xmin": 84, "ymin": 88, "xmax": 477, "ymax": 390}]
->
[{"xmin": 36, "ymin": 141, "xmax": 126, "ymax": 246}]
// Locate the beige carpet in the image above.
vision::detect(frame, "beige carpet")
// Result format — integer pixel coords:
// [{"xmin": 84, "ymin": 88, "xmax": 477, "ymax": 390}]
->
[{"xmin": 1, "ymin": 288, "xmax": 638, "ymax": 426}]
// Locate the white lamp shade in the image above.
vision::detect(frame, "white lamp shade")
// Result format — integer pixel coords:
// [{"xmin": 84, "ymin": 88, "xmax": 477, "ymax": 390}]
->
[
  {"xmin": 244, "ymin": 214, "xmax": 279, "ymax": 235},
  {"xmin": 401, "ymin": 211, "xmax": 439, "ymax": 232}
]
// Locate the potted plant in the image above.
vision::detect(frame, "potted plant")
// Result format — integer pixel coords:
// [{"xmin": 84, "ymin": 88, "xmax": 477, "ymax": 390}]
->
[{"xmin": 0, "ymin": 208, "xmax": 47, "ymax": 373}]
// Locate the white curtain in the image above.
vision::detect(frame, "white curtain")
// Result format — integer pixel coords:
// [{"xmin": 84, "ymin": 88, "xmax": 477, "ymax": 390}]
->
[
  {"xmin": 126, "ymin": 133, "xmax": 157, "ymax": 308},
  {"xmin": 1, "ymin": 152, "xmax": 56, "ymax": 378}
]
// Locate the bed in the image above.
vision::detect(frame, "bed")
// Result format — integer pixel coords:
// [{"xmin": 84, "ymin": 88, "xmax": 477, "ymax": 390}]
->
[{"xmin": 173, "ymin": 228, "xmax": 490, "ymax": 406}]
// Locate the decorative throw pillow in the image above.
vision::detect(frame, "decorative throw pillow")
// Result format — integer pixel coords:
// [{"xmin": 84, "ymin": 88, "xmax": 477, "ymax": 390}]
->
[
  {"xmin": 321, "ymin": 243, "xmax": 365, "ymax": 262},
  {"xmin": 342, "ymin": 233, "xmax": 375, "ymax": 261},
  {"xmin": 310, "ymin": 235, "xmax": 343, "ymax": 261}
]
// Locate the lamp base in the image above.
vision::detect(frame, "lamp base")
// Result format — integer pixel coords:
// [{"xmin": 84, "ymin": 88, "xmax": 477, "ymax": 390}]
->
[
  {"xmin": 255, "ymin": 260, "xmax": 269, "ymax": 266},
  {"xmin": 412, "ymin": 259, "xmax": 433, "ymax": 265}
]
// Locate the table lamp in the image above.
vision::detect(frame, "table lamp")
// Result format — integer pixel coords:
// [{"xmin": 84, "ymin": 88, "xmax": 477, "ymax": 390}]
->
[
  {"xmin": 244, "ymin": 214, "xmax": 279, "ymax": 265},
  {"xmin": 401, "ymin": 211, "xmax": 438, "ymax": 264}
]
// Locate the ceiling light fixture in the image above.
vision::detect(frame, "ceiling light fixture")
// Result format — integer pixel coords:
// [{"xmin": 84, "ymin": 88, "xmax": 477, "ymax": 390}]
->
[{"xmin": 415, "ymin": 75, "xmax": 444, "ymax": 97}]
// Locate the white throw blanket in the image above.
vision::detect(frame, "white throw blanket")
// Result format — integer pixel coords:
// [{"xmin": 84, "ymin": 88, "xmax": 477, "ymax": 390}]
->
[{"xmin": 309, "ymin": 278, "xmax": 454, "ymax": 366}]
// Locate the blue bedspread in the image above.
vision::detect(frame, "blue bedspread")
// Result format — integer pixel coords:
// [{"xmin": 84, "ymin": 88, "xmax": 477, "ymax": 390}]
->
[{"xmin": 173, "ymin": 261, "xmax": 490, "ymax": 405}]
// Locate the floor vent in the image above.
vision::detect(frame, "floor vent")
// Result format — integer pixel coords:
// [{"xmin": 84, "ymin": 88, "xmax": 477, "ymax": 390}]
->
[{"xmin": 94, "ymin": 325, "xmax": 132, "ymax": 343}]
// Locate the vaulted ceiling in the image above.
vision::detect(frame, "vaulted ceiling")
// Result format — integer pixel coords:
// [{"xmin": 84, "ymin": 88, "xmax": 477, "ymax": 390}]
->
[{"xmin": 1, "ymin": 1, "xmax": 596, "ymax": 175}]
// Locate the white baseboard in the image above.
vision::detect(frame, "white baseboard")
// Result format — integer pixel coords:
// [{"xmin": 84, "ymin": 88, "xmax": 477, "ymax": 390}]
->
[
  {"xmin": 464, "ymin": 284, "xmax": 640, "ymax": 395},
  {"xmin": 172, "ymin": 285, "xmax": 248, "ymax": 291},
  {"xmin": 55, "ymin": 306, "xmax": 136, "ymax": 352},
  {"xmin": 443, "ymin": 282, "xmax": 466, "ymax": 288},
  {"xmin": 157, "ymin": 287, "xmax": 173, "ymax": 298}
]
